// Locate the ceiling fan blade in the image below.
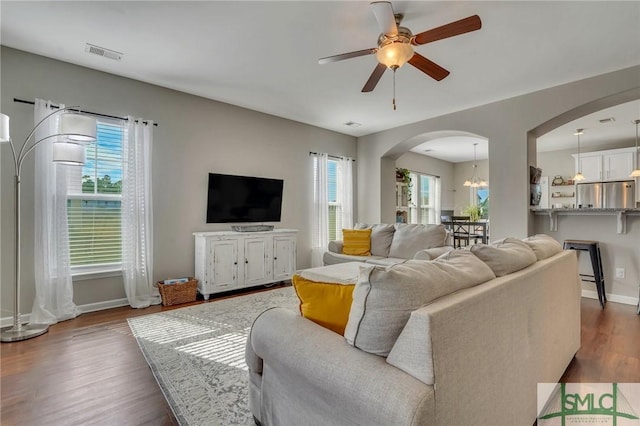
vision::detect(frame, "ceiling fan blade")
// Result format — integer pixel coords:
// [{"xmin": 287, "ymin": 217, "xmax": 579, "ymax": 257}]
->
[
  {"xmin": 362, "ymin": 63, "xmax": 387, "ymax": 92},
  {"xmin": 371, "ymin": 1, "xmax": 398, "ymax": 36},
  {"xmin": 412, "ymin": 15, "xmax": 482, "ymax": 45},
  {"xmin": 408, "ymin": 53, "xmax": 450, "ymax": 81},
  {"xmin": 318, "ymin": 48, "xmax": 377, "ymax": 64}
]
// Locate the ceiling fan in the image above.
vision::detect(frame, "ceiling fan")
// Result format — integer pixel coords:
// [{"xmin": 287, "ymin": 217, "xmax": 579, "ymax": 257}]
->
[{"xmin": 318, "ymin": 2, "xmax": 482, "ymax": 108}]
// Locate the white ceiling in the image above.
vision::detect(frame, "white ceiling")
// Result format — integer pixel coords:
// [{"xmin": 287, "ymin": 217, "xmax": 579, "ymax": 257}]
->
[{"xmin": 1, "ymin": 1, "xmax": 639, "ymax": 162}]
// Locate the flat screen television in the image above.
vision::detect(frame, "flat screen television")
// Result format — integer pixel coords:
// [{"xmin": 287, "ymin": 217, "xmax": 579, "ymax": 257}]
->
[{"xmin": 206, "ymin": 173, "xmax": 284, "ymax": 223}]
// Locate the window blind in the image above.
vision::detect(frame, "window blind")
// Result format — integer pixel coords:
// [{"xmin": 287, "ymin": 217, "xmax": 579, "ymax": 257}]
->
[{"xmin": 67, "ymin": 121, "xmax": 124, "ymax": 267}]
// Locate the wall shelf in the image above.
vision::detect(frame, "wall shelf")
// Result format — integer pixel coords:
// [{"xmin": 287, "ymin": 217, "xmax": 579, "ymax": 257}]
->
[{"xmin": 551, "ymin": 192, "xmax": 575, "ymax": 198}]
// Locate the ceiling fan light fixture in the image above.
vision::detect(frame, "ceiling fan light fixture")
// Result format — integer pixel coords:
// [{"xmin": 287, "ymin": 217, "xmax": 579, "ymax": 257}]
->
[{"xmin": 376, "ymin": 40, "xmax": 414, "ymax": 69}]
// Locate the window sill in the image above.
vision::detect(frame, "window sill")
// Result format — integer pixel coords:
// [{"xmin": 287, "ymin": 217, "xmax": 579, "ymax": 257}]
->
[{"xmin": 72, "ymin": 265, "xmax": 122, "ymax": 282}]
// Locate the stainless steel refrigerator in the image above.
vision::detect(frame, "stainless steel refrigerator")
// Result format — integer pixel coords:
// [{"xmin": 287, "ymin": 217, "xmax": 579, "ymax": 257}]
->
[{"xmin": 576, "ymin": 180, "xmax": 635, "ymax": 208}]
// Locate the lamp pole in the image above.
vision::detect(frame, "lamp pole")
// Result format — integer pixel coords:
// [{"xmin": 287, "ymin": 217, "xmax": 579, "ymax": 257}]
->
[{"xmin": 1, "ymin": 106, "xmax": 91, "ymax": 342}]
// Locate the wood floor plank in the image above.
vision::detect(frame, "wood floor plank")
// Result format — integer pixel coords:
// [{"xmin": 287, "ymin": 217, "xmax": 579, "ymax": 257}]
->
[{"xmin": 1, "ymin": 292, "xmax": 638, "ymax": 425}]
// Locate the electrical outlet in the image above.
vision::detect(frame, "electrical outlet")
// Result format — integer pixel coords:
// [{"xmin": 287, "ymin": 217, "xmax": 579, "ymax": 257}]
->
[{"xmin": 615, "ymin": 267, "xmax": 625, "ymax": 279}]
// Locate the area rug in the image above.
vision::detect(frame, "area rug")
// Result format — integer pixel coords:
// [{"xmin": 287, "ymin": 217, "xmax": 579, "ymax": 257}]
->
[{"xmin": 127, "ymin": 286, "xmax": 299, "ymax": 426}]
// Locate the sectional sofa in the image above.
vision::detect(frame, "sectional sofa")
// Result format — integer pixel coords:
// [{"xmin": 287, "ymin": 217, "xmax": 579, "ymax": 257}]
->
[{"xmin": 246, "ymin": 235, "xmax": 581, "ymax": 425}]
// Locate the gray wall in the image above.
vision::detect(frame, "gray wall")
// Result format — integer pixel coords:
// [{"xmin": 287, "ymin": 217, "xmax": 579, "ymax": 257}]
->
[
  {"xmin": 1, "ymin": 47, "xmax": 356, "ymax": 316},
  {"xmin": 356, "ymin": 66, "xmax": 640, "ymax": 242}
]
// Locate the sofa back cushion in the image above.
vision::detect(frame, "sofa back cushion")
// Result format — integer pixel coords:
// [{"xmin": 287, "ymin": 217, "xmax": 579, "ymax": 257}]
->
[
  {"xmin": 355, "ymin": 223, "xmax": 395, "ymax": 257},
  {"xmin": 523, "ymin": 234, "xmax": 563, "ymax": 260},
  {"xmin": 470, "ymin": 237, "xmax": 537, "ymax": 277},
  {"xmin": 388, "ymin": 223, "xmax": 447, "ymax": 259},
  {"xmin": 342, "ymin": 229, "xmax": 372, "ymax": 256},
  {"xmin": 344, "ymin": 251, "xmax": 496, "ymax": 356}
]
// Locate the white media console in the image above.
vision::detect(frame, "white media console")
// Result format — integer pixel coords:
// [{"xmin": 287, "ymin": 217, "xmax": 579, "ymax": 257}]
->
[{"xmin": 193, "ymin": 229, "xmax": 297, "ymax": 299}]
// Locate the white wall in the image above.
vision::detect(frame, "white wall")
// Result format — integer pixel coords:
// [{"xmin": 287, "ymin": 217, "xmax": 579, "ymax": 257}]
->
[
  {"xmin": 395, "ymin": 152, "xmax": 455, "ymax": 210},
  {"xmin": 0, "ymin": 47, "xmax": 356, "ymax": 314},
  {"xmin": 356, "ymin": 66, "xmax": 640, "ymax": 242}
]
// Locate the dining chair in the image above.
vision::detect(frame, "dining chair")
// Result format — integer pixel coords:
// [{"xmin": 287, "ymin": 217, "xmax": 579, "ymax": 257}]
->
[{"xmin": 451, "ymin": 216, "xmax": 471, "ymax": 248}]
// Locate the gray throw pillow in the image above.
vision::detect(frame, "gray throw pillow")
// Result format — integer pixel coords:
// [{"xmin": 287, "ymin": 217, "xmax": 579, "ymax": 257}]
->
[
  {"xmin": 470, "ymin": 237, "xmax": 537, "ymax": 277},
  {"xmin": 522, "ymin": 234, "xmax": 563, "ymax": 261},
  {"xmin": 388, "ymin": 223, "xmax": 447, "ymax": 259},
  {"xmin": 344, "ymin": 252, "xmax": 496, "ymax": 357},
  {"xmin": 355, "ymin": 223, "xmax": 395, "ymax": 257}
]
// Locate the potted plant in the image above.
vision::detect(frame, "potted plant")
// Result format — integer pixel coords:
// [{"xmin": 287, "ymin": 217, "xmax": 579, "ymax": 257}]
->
[{"xmin": 463, "ymin": 205, "xmax": 483, "ymax": 222}]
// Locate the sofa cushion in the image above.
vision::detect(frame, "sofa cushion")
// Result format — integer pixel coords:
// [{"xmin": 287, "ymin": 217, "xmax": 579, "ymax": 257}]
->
[
  {"xmin": 292, "ymin": 275, "xmax": 355, "ymax": 335},
  {"xmin": 388, "ymin": 223, "xmax": 447, "ymax": 259},
  {"xmin": 355, "ymin": 223, "xmax": 395, "ymax": 257},
  {"xmin": 323, "ymin": 251, "xmax": 385, "ymax": 265},
  {"xmin": 344, "ymin": 251, "xmax": 496, "ymax": 356},
  {"xmin": 413, "ymin": 246, "xmax": 454, "ymax": 260},
  {"xmin": 470, "ymin": 237, "xmax": 537, "ymax": 277},
  {"xmin": 523, "ymin": 234, "xmax": 563, "ymax": 260},
  {"xmin": 342, "ymin": 229, "xmax": 372, "ymax": 256}
]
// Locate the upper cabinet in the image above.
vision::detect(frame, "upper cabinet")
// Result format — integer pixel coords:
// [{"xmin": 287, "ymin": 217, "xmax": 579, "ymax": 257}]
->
[{"xmin": 573, "ymin": 147, "xmax": 637, "ymax": 183}]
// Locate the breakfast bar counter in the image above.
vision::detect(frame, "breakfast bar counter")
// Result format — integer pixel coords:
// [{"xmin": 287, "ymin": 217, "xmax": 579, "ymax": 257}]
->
[{"xmin": 531, "ymin": 207, "xmax": 640, "ymax": 234}]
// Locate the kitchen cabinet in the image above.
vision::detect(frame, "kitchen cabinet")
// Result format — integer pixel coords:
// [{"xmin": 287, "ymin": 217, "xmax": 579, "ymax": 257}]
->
[
  {"xmin": 194, "ymin": 229, "xmax": 297, "ymax": 299},
  {"xmin": 573, "ymin": 147, "xmax": 637, "ymax": 183}
]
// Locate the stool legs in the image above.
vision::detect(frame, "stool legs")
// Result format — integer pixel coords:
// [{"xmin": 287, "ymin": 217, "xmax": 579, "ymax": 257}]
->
[{"xmin": 563, "ymin": 241, "xmax": 606, "ymax": 309}]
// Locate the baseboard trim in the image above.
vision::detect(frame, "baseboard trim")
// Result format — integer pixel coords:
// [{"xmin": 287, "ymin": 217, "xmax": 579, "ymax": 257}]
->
[
  {"xmin": 581, "ymin": 289, "xmax": 639, "ymax": 306},
  {"xmin": 1, "ymin": 298, "xmax": 130, "ymax": 328}
]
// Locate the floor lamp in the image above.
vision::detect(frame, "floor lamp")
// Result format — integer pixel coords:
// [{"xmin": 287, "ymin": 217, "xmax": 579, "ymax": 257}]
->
[{"xmin": 0, "ymin": 107, "xmax": 97, "ymax": 342}]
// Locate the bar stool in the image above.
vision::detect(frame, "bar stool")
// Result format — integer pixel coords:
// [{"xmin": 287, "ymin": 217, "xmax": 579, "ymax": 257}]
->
[{"xmin": 563, "ymin": 240, "xmax": 606, "ymax": 309}]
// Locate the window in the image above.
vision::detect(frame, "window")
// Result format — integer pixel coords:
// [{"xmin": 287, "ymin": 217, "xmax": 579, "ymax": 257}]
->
[
  {"xmin": 67, "ymin": 119, "xmax": 124, "ymax": 272},
  {"xmin": 408, "ymin": 172, "xmax": 440, "ymax": 224},
  {"xmin": 327, "ymin": 159, "xmax": 341, "ymax": 241},
  {"xmin": 470, "ymin": 187, "xmax": 490, "ymax": 218}
]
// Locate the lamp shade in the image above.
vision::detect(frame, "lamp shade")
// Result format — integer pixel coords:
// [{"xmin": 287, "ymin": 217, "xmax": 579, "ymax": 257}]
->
[
  {"xmin": 61, "ymin": 113, "xmax": 97, "ymax": 143},
  {"xmin": 0, "ymin": 113, "xmax": 10, "ymax": 143},
  {"xmin": 376, "ymin": 41, "xmax": 414, "ymax": 69},
  {"xmin": 53, "ymin": 142, "xmax": 85, "ymax": 165}
]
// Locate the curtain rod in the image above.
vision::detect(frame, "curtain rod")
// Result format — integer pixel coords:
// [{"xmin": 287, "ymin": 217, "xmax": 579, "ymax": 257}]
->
[
  {"xmin": 309, "ymin": 151, "xmax": 356, "ymax": 162},
  {"xmin": 13, "ymin": 98, "xmax": 159, "ymax": 127}
]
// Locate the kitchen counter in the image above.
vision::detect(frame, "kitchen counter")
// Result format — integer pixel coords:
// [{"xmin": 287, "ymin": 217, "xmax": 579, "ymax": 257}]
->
[{"xmin": 531, "ymin": 207, "xmax": 640, "ymax": 233}]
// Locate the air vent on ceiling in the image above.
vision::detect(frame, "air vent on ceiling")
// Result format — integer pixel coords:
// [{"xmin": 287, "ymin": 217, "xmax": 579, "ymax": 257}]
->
[
  {"xmin": 599, "ymin": 117, "xmax": 615, "ymax": 123},
  {"xmin": 344, "ymin": 121, "xmax": 362, "ymax": 128},
  {"xmin": 85, "ymin": 43, "xmax": 123, "ymax": 61}
]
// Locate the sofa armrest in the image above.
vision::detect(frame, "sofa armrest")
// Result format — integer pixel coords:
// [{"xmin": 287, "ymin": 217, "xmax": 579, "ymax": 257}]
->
[
  {"xmin": 249, "ymin": 307, "xmax": 433, "ymax": 426},
  {"xmin": 328, "ymin": 240, "xmax": 344, "ymax": 253}
]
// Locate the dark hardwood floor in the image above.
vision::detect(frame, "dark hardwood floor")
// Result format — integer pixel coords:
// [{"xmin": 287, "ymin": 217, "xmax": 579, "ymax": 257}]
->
[{"xmin": 1, "ymin": 296, "xmax": 639, "ymax": 425}]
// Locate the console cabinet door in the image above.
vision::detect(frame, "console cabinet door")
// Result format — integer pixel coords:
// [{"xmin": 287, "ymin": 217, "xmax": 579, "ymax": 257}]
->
[
  {"xmin": 273, "ymin": 235, "xmax": 296, "ymax": 281},
  {"xmin": 208, "ymin": 239, "xmax": 238, "ymax": 292},
  {"xmin": 244, "ymin": 237, "xmax": 271, "ymax": 286}
]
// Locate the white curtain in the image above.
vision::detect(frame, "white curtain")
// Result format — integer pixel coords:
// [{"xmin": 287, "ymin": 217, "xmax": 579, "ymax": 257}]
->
[
  {"xmin": 311, "ymin": 153, "xmax": 329, "ymax": 267},
  {"xmin": 31, "ymin": 99, "xmax": 79, "ymax": 324},
  {"xmin": 432, "ymin": 176, "xmax": 441, "ymax": 224},
  {"xmin": 121, "ymin": 117, "xmax": 160, "ymax": 308},
  {"xmin": 338, "ymin": 157, "xmax": 354, "ymax": 230}
]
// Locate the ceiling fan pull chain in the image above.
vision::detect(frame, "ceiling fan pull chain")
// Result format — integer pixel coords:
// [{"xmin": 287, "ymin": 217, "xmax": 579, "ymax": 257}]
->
[{"xmin": 393, "ymin": 68, "xmax": 397, "ymax": 111}]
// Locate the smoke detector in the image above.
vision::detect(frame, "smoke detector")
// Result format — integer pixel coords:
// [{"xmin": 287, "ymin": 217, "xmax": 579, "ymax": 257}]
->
[{"xmin": 85, "ymin": 43, "xmax": 123, "ymax": 61}]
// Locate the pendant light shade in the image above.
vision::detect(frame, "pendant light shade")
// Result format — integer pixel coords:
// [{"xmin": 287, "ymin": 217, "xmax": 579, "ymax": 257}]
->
[
  {"xmin": 630, "ymin": 119, "xmax": 640, "ymax": 178},
  {"xmin": 61, "ymin": 113, "xmax": 97, "ymax": 143},
  {"xmin": 53, "ymin": 142, "xmax": 85, "ymax": 165},
  {"xmin": 0, "ymin": 113, "xmax": 10, "ymax": 143},
  {"xmin": 573, "ymin": 129, "xmax": 585, "ymax": 181}
]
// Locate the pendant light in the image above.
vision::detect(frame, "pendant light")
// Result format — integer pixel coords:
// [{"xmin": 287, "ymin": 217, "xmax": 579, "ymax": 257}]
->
[
  {"xmin": 573, "ymin": 129, "xmax": 585, "ymax": 182},
  {"xmin": 630, "ymin": 119, "xmax": 640, "ymax": 178},
  {"xmin": 463, "ymin": 143, "xmax": 488, "ymax": 188}
]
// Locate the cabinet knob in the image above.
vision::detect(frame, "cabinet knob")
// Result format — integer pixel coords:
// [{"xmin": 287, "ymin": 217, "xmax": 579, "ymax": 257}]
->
[
  {"xmin": 245, "ymin": 259, "xmax": 248, "ymax": 264},
  {"xmin": 234, "ymin": 262, "xmax": 237, "ymax": 265},
  {"xmin": 274, "ymin": 257, "xmax": 278, "ymax": 260}
]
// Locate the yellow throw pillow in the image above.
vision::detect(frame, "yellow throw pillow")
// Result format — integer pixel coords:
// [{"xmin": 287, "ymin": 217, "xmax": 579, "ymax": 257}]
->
[
  {"xmin": 342, "ymin": 228, "xmax": 372, "ymax": 256},
  {"xmin": 292, "ymin": 275, "xmax": 355, "ymax": 335}
]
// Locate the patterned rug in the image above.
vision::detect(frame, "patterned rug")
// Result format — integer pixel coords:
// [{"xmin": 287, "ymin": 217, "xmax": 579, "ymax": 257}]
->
[{"xmin": 127, "ymin": 286, "xmax": 299, "ymax": 426}]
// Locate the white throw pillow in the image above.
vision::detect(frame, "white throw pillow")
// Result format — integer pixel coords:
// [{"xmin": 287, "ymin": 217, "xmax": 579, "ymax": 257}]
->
[
  {"xmin": 470, "ymin": 237, "xmax": 537, "ymax": 277},
  {"xmin": 344, "ymin": 251, "xmax": 496, "ymax": 357}
]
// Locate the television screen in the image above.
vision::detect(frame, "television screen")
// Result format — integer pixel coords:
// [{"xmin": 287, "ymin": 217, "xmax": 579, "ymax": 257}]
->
[{"xmin": 206, "ymin": 173, "xmax": 283, "ymax": 223}]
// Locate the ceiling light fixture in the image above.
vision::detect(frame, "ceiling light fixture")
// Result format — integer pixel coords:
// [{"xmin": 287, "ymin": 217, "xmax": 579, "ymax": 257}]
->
[
  {"xmin": 375, "ymin": 39, "xmax": 414, "ymax": 70},
  {"xmin": 463, "ymin": 143, "xmax": 488, "ymax": 188},
  {"xmin": 573, "ymin": 128, "xmax": 585, "ymax": 182},
  {"xmin": 630, "ymin": 119, "xmax": 640, "ymax": 178}
]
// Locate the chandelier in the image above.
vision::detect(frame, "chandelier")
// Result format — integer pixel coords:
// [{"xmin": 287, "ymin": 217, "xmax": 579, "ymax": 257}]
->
[{"xmin": 463, "ymin": 143, "xmax": 488, "ymax": 188}]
